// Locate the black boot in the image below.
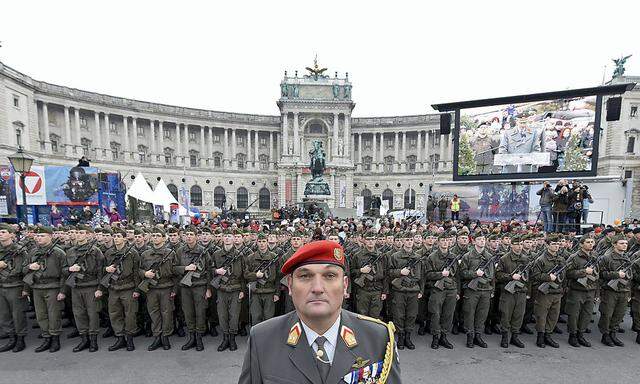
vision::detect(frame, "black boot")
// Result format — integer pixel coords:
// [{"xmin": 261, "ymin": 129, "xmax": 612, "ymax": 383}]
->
[
  {"xmin": 12, "ymin": 336, "xmax": 25, "ymax": 353},
  {"xmin": 500, "ymin": 331, "xmax": 509, "ymax": 348},
  {"xmin": 439, "ymin": 334, "xmax": 453, "ymax": 349},
  {"xmin": 568, "ymin": 333, "xmax": 580, "ymax": 347},
  {"xmin": 576, "ymin": 332, "xmax": 591, "ymax": 347},
  {"xmin": 484, "ymin": 325, "xmax": 493, "ymax": 335},
  {"xmin": 536, "ymin": 332, "xmax": 545, "ymax": 348},
  {"xmin": 395, "ymin": 332, "xmax": 404, "ymax": 350},
  {"xmin": 510, "ymin": 334, "xmax": 524, "ymax": 348},
  {"xmin": 35, "ymin": 337, "xmax": 51, "ymax": 353},
  {"xmin": 182, "ymin": 333, "xmax": 196, "ymax": 350},
  {"xmin": 229, "ymin": 334, "xmax": 237, "ymax": 351},
  {"xmin": 209, "ymin": 324, "xmax": 218, "ymax": 337},
  {"xmin": 0, "ymin": 335, "xmax": 16, "ymax": 352},
  {"xmin": 520, "ymin": 324, "xmax": 534, "ymax": 335},
  {"xmin": 451, "ymin": 324, "xmax": 459, "ymax": 335},
  {"xmin": 610, "ymin": 331, "xmax": 624, "ymax": 347},
  {"xmin": 147, "ymin": 336, "xmax": 163, "ymax": 351},
  {"xmin": 67, "ymin": 328, "xmax": 80, "ymax": 339},
  {"xmin": 636, "ymin": 332, "xmax": 640, "ymax": 345},
  {"xmin": 161, "ymin": 336, "xmax": 171, "ymax": 350},
  {"xmin": 126, "ymin": 335, "xmax": 135, "ymax": 351},
  {"xmin": 217, "ymin": 334, "xmax": 230, "ymax": 352},
  {"xmin": 404, "ymin": 332, "xmax": 415, "ymax": 350},
  {"xmin": 544, "ymin": 333, "xmax": 559, "ymax": 348},
  {"xmin": 108, "ymin": 336, "xmax": 126, "ymax": 351},
  {"xmin": 195, "ymin": 333, "xmax": 204, "ymax": 351},
  {"xmin": 466, "ymin": 332, "xmax": 474, "ymax": 348},
  {"xmin": 89, "ymin": 334, "xmax": 98, "ymax": 352},
  {"xmin": 418, "ymin": 322, "xmax": 427, "ymax": 336},
  {"xmin": 474, "ymin": 333, "xmax": 487, "ymax": 348},
  {"xmin": 73, "ymin": 335, "xmax": 90, "ymax": 352},
  {"xmin": 601, "ymin": 332, "xmax": 615, "ymax": 347},
  {"xmin": 49, "ymin": 335, "xmax": 60, "ymax": 353},
  {"xmin": 430, "ymin": 334, "xmax": 440, "ymax": 349}
]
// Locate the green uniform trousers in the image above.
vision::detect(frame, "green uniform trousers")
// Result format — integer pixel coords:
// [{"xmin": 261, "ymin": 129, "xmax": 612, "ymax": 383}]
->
[
  {"xmin": 565, "ymin": 289, "xmax": 595, "ymax": 333},
  {"xmin": 355, "ymin": 289, "xmax": 383, "ymax": 319},
  {"xmin": 108, "ymin": 288, "xmax": 138, "ymax": 336},
  {"xmin": 598, "ymin": 289, "xmax": 630, "ymax": 333},
  {"xmin": 499, "ymin": 291, "xmax": 526, "ymax": 334},
  {"xmin": 428, "ymin": 289, "xmax": 457, "ymax": 335},
  {"xmin": 0, "ymin": 287, "xmax": 27, "ymax": 336},
  {"xmin": 217, "ymin": 290, "xmax": 241, "ymax": 335},
  {"xmin": 72, "ymin": 286, "xmax": 101, "ymax": 335},
  {"xmin": 534, "ymin": 293, "xmax": 562, "ymax": 333},
  {"xmin": 249, "ymin": 292, "xmax": 276, "ymax": 326},
  {"xmin": 631, "ymin": 290, "xmax": 640, "ymax": 331},
  {"xmin": 146, "ymin": 287, "xmax": 174, "ymax": 337},
  {"xmin": 33, "ymin": 288, "xmax": 63, "ymax": 336},
  {"xmin": 391, "ymin": 291, "xmax": 419, "ymax": 333},
  {"xmin": 462, "ymin": 289, "xmax": 491, "ymax": 333},
  {"xmin": 181, "ymin": 285, "xmax": 208, "ymax": 333}
]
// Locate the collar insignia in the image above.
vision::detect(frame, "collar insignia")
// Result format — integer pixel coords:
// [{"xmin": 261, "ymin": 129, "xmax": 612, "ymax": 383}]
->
[
  {"xmin": 340, "ymin": 325, "xmax": 357, "ymax": 348},
  {"xmin": 287, "ymin": 322, "xmax": 301, "ymax": 346}
]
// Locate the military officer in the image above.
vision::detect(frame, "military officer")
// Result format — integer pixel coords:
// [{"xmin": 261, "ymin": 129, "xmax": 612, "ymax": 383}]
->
[
  {"xmin": 564, "ymin": 236, "xmax": 598, "ymax": 347},
  {"xmin": 244, "ymin": 233, "xmax": 280, "ymax": 326},
  {"xmin": 495, "ymin": 235, "xmax": 528, "ymax": 348},
  {"xmin": 0, "ymin": 223, "xmax": 29, "ymax": 352},
  {"xmin": 350, "ymin": 232, "xmax": 387, "ymax": 319}
]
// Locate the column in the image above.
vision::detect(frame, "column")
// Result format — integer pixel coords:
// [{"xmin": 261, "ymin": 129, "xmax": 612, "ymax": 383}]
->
[
  {"xmin": 293, "ymin": 113, "xmax": 299, "ymax": 156},
  {"xmin": 231, "ymin": 128, "xmax": 237, "ymax": 168},
  {"xmin": 424, "ymin": 130, "xmax": 430, "ymax": 170},
  {"xmin": 132, "ymin": 117, "xmax": 139, "ymax": 162},
  {"xmin": 269, "ymin": 131, "xmax": 274, "ymax": 168},
  {"xmin": 64, "ymin": 106, "xmax": 72, "ymax": 156},
  {"xmin": 200, "ymin": 126, "xmax": 206, "ymax": 161},
  {"xmin": 104, "ymin": 113, "xmax": 111, "ymax": 160},
  {"xmin": 439, "ymin": 131, "xmax": 445, "ymax": 171},
  {"xmin": 402, "ymin": 131, "xmax": 407, "ymax": 172},
  {"xmin": 358, "ymin": 133, "xmax": 362, "ymax": 163},
  {"xmin": 150, "ymin": 120, "xmax": 156, "ymax": 161},
  {"xmin": 183, "ymin": 124, "xmax": 189, "ymax": 161},
  {"xmin": 417, "ymin": 131, "xmax": 422, "ymax": 163},
  {"xmin": 74, "ymin": 108, "xmax": 81, "ymax": 147},
  {"xmin": 223, "ymin": 128, "xmax": 229, "ymax": 163},
  {"xmin": 380, "ymin": 132, "xmax": 385, "ymax": 172},
  {"xmin": 372, "ymin": 132, "xmax": 377, "ymax": 171},
  {"xmin": 175, "ymin": 123, "xmax": 181, "ymax": 165},
  {"xmin": 254, "ymin": 130, "xmax": 259, "ymax": 164},
  {"xmin": 394, "ymin": 132, "xmax": 399, "ymax": 171},
  {"xmin": 343, "ymin": 115, "xmax": 350, "ymax": 158},
  {"xmin": 282, "ymin": 113, "xmax": 289, "ymax": 156},
  {"xmin": 158, "ymin": 121, "xmax": 164, "ymax": 162},
  {"xmin": 333, "ymin": 113, "xmax": 339, "ymax": 159},
  {"xmin": 123, "ymin": 116, "xmax": 129, "ymax": 162},
  {"xmin": 208, "ymin": 127, "xmax": 214, "ymax": 164},
  {"xmin": 94, "ymin": 112, "xmax": 101, "ymax": 159},
  {"xmin": 42, "ymin": 103, "xmax": 51, "ymax": 153}
]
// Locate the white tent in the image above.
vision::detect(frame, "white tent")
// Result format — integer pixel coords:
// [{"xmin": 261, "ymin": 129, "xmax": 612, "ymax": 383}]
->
[
  {"xmin": 125, "ymin": 172, "xmax": 155, "ymax": 204},
  {"xmin": 152, "ymin": 178, "xmax": 179, "ymax": 212}
]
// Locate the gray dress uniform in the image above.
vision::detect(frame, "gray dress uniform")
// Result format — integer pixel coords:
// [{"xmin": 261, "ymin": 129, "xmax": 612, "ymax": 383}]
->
[{"xmin": 239, "ymin": 309, "xmax": 401, "ymax": 384}]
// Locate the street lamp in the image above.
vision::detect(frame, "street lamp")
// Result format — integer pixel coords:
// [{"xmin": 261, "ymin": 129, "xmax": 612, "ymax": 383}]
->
[{"xmin": 8, "ymin": 146, "xmax": 34, "ymax": 225}]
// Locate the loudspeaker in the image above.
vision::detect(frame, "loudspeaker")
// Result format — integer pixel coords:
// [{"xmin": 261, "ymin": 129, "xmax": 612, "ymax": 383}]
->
[
  {"xmin": 440, "ymin": 113, "xmax": 451, "ymax": 134},
  {"xmin": 606, "ymin": 97, "xmax": 622, "ymax": 121}
]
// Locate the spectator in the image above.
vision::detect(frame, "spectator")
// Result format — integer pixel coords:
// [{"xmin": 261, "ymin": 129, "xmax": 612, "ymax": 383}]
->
[
  {"xmin": 450, "ymin": 194, "xmax": 461, "ymax": 221},
  {"xmin": 426, "ymin": 195, "xmax": 436, "ymax": 222},
  {"xmin": 536, "ymin": 181, "xmax": 555, "ymax": 232},
  {"xmin": 50, "ymin": 205, "xmax": 64, "ymax": 227},
  {"xmin": 81, "ymin": 205, "xmax": 94, "ymax": 224},
  {"xmin": 437, "ymin": 195, "xmax": 449, "ymax": 222},
  {"xmin": 552, "ymin": 180, "xmax": 569, "ymax": 232},
  {"xmin": 103, "ymin": 205, "xmax": 122, "ymax": 224},
  {"xmin": 77, "ymin": 156, "xmax": 90, "ymax": 167}
]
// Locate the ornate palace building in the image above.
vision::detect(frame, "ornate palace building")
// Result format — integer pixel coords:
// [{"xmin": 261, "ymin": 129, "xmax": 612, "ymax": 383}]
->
[{"xmin": 0, "ymin": 59, "xmax": 637, "ymax": 218}]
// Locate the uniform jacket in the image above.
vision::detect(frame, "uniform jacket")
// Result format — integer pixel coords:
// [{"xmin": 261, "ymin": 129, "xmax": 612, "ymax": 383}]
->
[
  {"xmin": 388, "ymin": 249, "xmax": 424, "ymax": 294},
  {"xmin": 23, "ymin": 245, "xmax": 67, "ymax": 290},
  {"xmin": 565, "ymin": 249, "xmax": 599, "ymax": 291},
  {"xmin": 64, "ymin": 241, "xmax": 104, "ymax": 288},
  {"xmin": 496, "ymin": 251, "xmax": 529, "ymax": 293},
  {"xmin": 459, "ymin": 247, "xmax": 496, "ymax": 291},
  {"xmin": 139, "ymin": 245, "xmax": 177, "ymax": 291},
  {"xmin": 425, "ymin": 248, "xmax": 459, "ymax": 291},
  {"xmin": 174, "ymin": 243, "xmax": 211, "ymax": 288},
  {"xmin": 211, "ymin": 245, "xmax": 245, "ymax": 292},
  {"xmin": 0, "ymin": 241, "xmax": 28, "ymax": 289},
  {"xmin": 102, "ymin": 245, "xmax": 140, "ymax": 291},
  {"xmin": 599, "ymin": 249, "xmax": 633, "ymax": 293},
  {"xmin": 244, "ymin": 249, "xmax": 280, "ymax": 294},
  {"xmin": 350, "ymin": 248, "xmax": 387, "ymax": 293},
  {"xmin": 530, "ymin": 251, "xmax": 565, "ymax": 295}
]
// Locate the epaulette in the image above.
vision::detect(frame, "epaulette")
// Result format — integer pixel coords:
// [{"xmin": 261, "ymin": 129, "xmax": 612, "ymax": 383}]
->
[{"xmin": 356, "ymin": 314, "xmax": 396, "ymax": 384}]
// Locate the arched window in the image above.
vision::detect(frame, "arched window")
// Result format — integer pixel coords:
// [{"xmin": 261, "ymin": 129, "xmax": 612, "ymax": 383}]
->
[
  {"xmin": 404, "ymin": 188, "xmax": 416, "ymax": 209},
  {"xmin": 167, "ymin": 183, "xmax": 179, "ymax": 201},
  {"xmin": 212, "ymin": 151, "xmax": 223, "ymax": 168},
  {"xmin": 214, "ymin": 186, "xmax": 226, "ymax": 209},
  {"xmin": 361, "ymin": 189, "xmax": 372, "ymax": 211},
  {"xmin": 189, "ymin": 150, "xmax": 200, "ymax": 167},
  {"xmin": 259, "ymin": 187, "xmax": 271, "ymax": 209},
  {"xmin": 236, "ymin": 153, "xmax": 246, "ymax": 170},
  {"xmin": 190, "ymin": 185, "xmax": 202, "ymax": 207},
  {"xmin": 382, "ymin": 189, "xmax": 394, "ymax": 210},
  {"xmin": 237, "ymin": 187, "xmax": 248, "ymax": 209}
]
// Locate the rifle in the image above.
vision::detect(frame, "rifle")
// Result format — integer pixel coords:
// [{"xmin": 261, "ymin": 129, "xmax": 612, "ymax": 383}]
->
[
  {"xmin": 179, "ymin": 246, "xmax": 210, "ymax": 287},
  {"xmin": 575, "ymin": 255, "xmax": 601, "ymax": 288},
  {"xmin": 504, "ymin": 257, "xmax": 537, "ymax": 294},
  {"xmin": 467, "ymin": 254, "xmax": 499, "ymax": 291},
  {"xmin": 433, "ymin": 253, "xmax": 464, "ymax": 291},
  {"xmin": 353, "ymin": 251, "xmax": 384, "ymax": 288},
  {"xmin": 0, "ymin": 242, "xmax": 29, "ymax": 279},
  {"xmin": 210, "ymin": 249, "xmax": 243, "ymax": 290},
  {"xmin": 23, "ymin": 239, "xmax": 61, "ymax": 287},
  {"xmin": 137, "ymin": 249, "xmax": 177, "ymax": 294},
  {"xmin": 65, "ymin": 239, "xmax": 99, "ymax": 288},
  {"xmin": 99, "ymin": 243, "xmax": 137, "ymax": 289},
  {"xmin": 606, "ymin": 254, "xmax": 640, "ymax": 291},
  {"xmin": 390, "ymin": 255, "xmax": 424, "ymax": 291},
  {"xmin": 537, "ymin": 259, "xmax": 571, "ymax": 294},
  {"xmin": 248, "ymin": 253, "xmax": 281, "ymax": 292}
]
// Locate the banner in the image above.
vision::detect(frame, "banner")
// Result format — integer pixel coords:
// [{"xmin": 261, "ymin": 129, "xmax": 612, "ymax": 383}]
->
[
  {"xmin": 339, "ymin": 179, "xmax": 346, "ymax": 208},
  {"xmin": 380, "ymin": 199, "xmax": 389, "ymax": 216},
  {"xmin": 15, "ymin": 165, "xmax": 47, "ymax": 205},
  {"xmin": 356, "ymin": 196, "xmax": 364, "ymax": 217},
  {"xmin": 45, "ymin": 166, "xmax": 99, "ymax": 205},
  {"xmin": 0, "ymin": 166, "xmax": 16, "ymax": 217}
]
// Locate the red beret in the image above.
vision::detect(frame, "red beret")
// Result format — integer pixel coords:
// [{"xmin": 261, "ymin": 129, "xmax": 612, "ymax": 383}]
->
[{"xmin": 281, "ymin": 240, "xmax": 345, "ymax": 275}]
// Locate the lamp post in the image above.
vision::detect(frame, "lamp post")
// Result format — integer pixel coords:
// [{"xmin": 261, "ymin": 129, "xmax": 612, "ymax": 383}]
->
[{"xmin": 8, "ymin": 147, "xmax": 34, "ymax": 225}]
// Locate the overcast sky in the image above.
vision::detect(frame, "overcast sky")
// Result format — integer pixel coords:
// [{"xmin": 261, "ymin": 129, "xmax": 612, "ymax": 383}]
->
[{"xmin": 1, "ymin": 1, "xmax": 639, "ymax": 117}]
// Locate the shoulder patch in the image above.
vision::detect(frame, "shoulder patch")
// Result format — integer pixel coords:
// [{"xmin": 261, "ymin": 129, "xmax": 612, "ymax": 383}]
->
[
  {"xmin": 340, "ymin": 325, "xmax": 357, "ymax": 348},
  {"xmin": 287, "ymin": 322, "xmax": 301, "ymax": 346}
]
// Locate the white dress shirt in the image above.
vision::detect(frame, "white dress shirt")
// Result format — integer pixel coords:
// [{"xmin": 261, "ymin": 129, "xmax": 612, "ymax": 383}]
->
[{"xmin": 300, "ymin": 315, "xmax": 341, "ymax": 364}]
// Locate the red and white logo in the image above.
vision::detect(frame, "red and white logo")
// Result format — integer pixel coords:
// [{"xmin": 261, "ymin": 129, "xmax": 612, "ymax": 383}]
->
[{"xmin": 19, "ymin": 171, "xmax": 43, "ymax": 194}]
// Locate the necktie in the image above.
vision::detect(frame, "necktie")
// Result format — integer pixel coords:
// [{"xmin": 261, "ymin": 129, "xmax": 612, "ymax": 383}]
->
[{"xmin": 314, "ymin": 336, "xmax": 331, "ymax": 384}]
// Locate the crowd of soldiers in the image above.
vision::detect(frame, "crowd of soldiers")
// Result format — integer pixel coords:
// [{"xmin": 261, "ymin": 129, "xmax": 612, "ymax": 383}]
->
[{"xmin": 0, "ymin": 217, "xmax": 639, "ymax": 355}]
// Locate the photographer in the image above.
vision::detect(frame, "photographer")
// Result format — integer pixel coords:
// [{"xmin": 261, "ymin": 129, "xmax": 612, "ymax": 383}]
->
[
  {"xmin": 552, "ymin": 180, "xmax": 569, "ymax": 233},
  {"xmin": 537, "ymin": 181, "xmax": 555, "ymax": 232}
]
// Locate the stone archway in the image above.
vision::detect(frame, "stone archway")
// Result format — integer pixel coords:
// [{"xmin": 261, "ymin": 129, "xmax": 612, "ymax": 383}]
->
[{"xmin": 301, "ymin": 118, "xmax": 330, "ymax": 165}]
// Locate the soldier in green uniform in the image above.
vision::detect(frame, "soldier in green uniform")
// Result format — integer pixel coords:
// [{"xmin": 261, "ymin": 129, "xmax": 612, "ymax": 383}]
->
[
  {"xmin": 139, "ymin": 227, "xmax": 177, "ymax": 351},
  {"xmin": 495, "ymin": 235, "xmax": 528, "ymax": 348},
  {"xmin": 530, "ymin": 234, "xmax": 564, "ymax": 348},
  {"xmin": 200, "ymin": 227, "xmax": 220, "ymax": 337},
  {"xmin": 388, "ymin": 234, "xmax": 423, "ymax": 350},
  {"xmin": 244, "ymin": 233, "xmax": 280, "ymax": 326},
  {"xmin": 23, "ymin": 226, "xmax": 67, "ymax": 353},
  {"xmin": 417, "ymin": 231, "xmax": 437, "ymax": 335},
  {"xmin": 564, "ymin": 236, "xmax": 598, "ymax": 347},
  {"xmin": 459, "ymin": 232, "xmax": 495, "ymax": 348},
  {"xmin": 102, "ymin": 227, "xmax": 139, "ymax": 351},
  {"xmin": 175, "ymin": 226, "xmax": 211, "ymax": 351},
  {"xmin": 425, "ymin": 232, "xmax": 459, "ymax": 349},
  {"xmin": 351, "ymin": 232, "xmax": 387, "ymax": 319},
  {"xmin": 0, "ymin": 223, "xmax": 29, "ymax": 352},
  {"xmin": 211, "ymin": 231, "xmax": 245, "ymax": 352},
  {"xmin": 598, "ymin": 235, "xmax": 632, "ymax": 347},
  {"xmin": 281, "ymin": 232, "xmax": 303, "ymax": 314},
  {"xmin": 65, "ymin": 225, "xmax": 105, "ymax": 352},
  {"xmin": 450, "ymin": 229, "xmax": 470, "ymax": 335}
]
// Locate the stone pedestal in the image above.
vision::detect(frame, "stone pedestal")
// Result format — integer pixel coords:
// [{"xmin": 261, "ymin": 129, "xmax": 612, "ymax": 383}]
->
[{"xmin": 304, "ymin": 177, "xmax": 331, "ymax": 196}]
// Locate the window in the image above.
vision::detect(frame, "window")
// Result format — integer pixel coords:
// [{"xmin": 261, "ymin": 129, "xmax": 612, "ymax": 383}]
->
[
  {"xmin": 363, "ymin": 139, "xmax": 372, "ymax": 150},
  {"xmin": 190, "ymin": 185, "xmax": 203, "ymax": 207},
  {"xmin": 138, "ymin": 145, "xmax": 148, "ymax": 163},
  {"xmin": 382, "ymin": 189, "xmax": 394, "ymax": 210},
  {"xmin": 363, "ymin": 156, "xmax": 372, "ymax": 171},
  {"xmin": 164, "ymin": 129, "xmax": 171, "ymax": 139},
  {"xmin": 110, "ymin": 122, "xmax": 118, "ymax": 134},
  {"xmin": 361, "ymin": 189, "xmax": 372, "ymax": 211},
  {"xmin": 50, "ymin": 134, "xmax": 60, "ymax": 153},
  {"xmin": 188, "ymin": 130, "xmax": 197, "ymax": 142},
  {"xmin": 237, "ymin": 187, "xmax": 248, "ymax": 209},
  {"xmin": 407, "ymin": 155, "xmax": 417, "ymax": 172},
  {"xmin": 385, "ymin": 137, "xmax": 394, "ymax": 149},
  {"xmin": 81, "ymin": 138, "xmax": 92, "ymax": 156},
  {"xmin": 80, "ymin": 116, "xmax": 88, "ymax": 130},
  {"xmin": 214, "ymin": 186, "xmax": 226, "ymax": 208},
  {"xmin": 166, "ymin": 184, "xmax": 178, "ymax": 201},
  {"xmin": 110, "ymin": 142, "xmax": 121, "ymax": 160},
  {"xmin": 384, "ymin": 156, "xmax": 394, "ymax": 173},
  {"xmin": 13, "ymin": 96, "xmax": 19, "ymax": 108},
  {"xmin": 627, "ymin": 137, "xmax": 636, "ymax": 154},
  {"xmin": 404, "ymin": 189, "xmax": 416, "ymax": 209},
  {"xmin": 137, "ymin": 125, "xmax": 144, "ymax": 136},
  {"xmin": 430, "ymin": 154, "xmax": 440, "ymax": 171},
  {"xmin": 164, "ymin": 148, "xmax": 174, "ymax": 165},
  {"xmin": 308, "ymin": 123, "xmax": 324, "ymax": 134},
  {"xmin": 631, "ymin": 105, "xmax": 638, "ymax": 118},
  {"xmin": 259, "ymin": 154, "xmax": 269, "ymax": 170},
  {"xmin": 212, "ymin": 151, "xmax": 223, "ymax": 168},
  {"xmin": 237, "ymin": 135, "xmax": 246, "ymax": 147},
  {"xmin": 259, "ymin": 187, "xmax": 270, "ymax": 210},
  {"xmin": 432, "ymin": 131, "xmax": 441, "ymax": 147},
  {"xmin": 15, "ymin": 128, "xmax": 22, "ymax": 147},
  {"xmin": 190, "ymin": 151, "xmax": 199, "ymax": 167},
  {"xmin": 259, "ymin": 136, "xmax": 267, "ymax": 148},
  {"xmin": 625, "ymin": 170, "xmax": 633, "ymax": 179},
  {"xmin": 409, "ymin": 137, "xmax": 417, "ymax": 149},
  {"xmin": 213, "ymin": 133, "xmax": 221, "ymax": 144},
  {"xmin": 236, "ymin": 153, "xmax": 246, "ymax": 169}
]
